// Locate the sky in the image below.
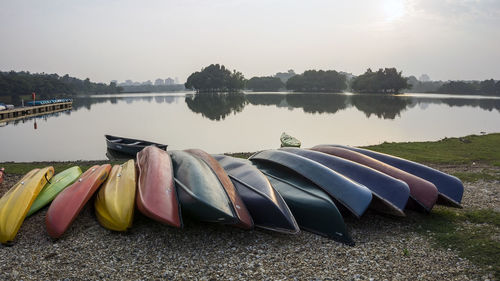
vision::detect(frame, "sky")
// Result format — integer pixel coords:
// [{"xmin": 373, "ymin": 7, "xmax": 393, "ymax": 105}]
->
[{"xmin": 1, "ymin": 0, "xmax": 499, "ymax": 83}]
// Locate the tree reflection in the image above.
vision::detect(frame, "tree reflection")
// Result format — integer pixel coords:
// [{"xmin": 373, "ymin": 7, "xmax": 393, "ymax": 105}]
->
[
  {"xmin": 350, "ymin": 94, "xmax": 412, "ymax": 119},
  {"xmin": 185, "ymin": 92, "xmax": 247, "ymax": 121},
  {"xmin": 285, "ymin": 93, "xmax": 348, "ymax": 114}
]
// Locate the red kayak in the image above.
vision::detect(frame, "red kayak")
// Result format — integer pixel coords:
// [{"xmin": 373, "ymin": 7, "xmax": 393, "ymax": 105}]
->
[
  {"xmin": 185, "ymin": 149, "xmax": 253, "ymax": 229},
  {"xmin": 136, "ymin": 146, "xmax": 182, "ymax": 228},
  {"xmin": 46, "ymin": 165, "xmax": 111, "ymax": 238},
  {"xmin": 311, "ymin": 146, "xmax": 438, "ymax": 212}
]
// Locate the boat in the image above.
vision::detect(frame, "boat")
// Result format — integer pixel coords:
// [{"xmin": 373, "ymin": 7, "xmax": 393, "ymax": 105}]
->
[
  {"xmin": 27, "ymin": 166, "xmax": 82, "ymax": 217},
  {"xmin": 213, "ymin": 154, "xmax": 299, "ymax": 234},
  {"xmin": 105, "ymin": 134, "xmax": 167, "ymax": 156},
  {"xmin": 328, "ymin": 145, "xmax": 464, "ymax": 207},
  {"xmin": 280, "ymin": 148, "xmax": 410, "ymax": 217},
  {"xmin": 185, "ymin": 149, "xmax": 253, "ymax": 229},
  {"xmin": 170, "ymin": 150, "xmax": 240, "ymax": 225},
  {"xmin": 0, "ymin": 168, "xmax": 4, "ymax": 184},
  {"xmin": 250, "ymin": 159, "xmax": 354, "ymax": 245},
  {"xmin": 311, "ymin": 146, "xmax": 438, "ymax": 212},
  {"xmin": 25, "ymin": 99, "xmax": 72, "ymax": 106},
  {"xmin": 0, "ymin": 167, "xmax": 54, "ymax": 244},
  {"xmin": 280, "ymin": 132, "xmax": 301, "ymax": 147},
  {"xmin": 249, "ymin": 150, "xmax": 372, "ymax": 218},
  {"xmin": 46, "ymin": 165, "xmax": 111, "ymax": 239},
  {"xmin": 95, "ymin": 160, "xmax": 137, "ymax": 231},
  {"xmin": 136, "ymin": 146, "xmax": 181, "ymax": 228}
]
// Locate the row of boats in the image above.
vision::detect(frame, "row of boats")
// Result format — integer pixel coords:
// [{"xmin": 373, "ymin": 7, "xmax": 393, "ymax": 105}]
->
[{"xmin": 0, "ymin": 144, "xmax": 463, "ymax": 245}]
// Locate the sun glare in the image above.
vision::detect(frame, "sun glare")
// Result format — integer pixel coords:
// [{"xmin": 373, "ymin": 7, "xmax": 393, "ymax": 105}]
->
[{"xmin": 382, "ymin": 0, "xmax": 406, "ymax": 22}]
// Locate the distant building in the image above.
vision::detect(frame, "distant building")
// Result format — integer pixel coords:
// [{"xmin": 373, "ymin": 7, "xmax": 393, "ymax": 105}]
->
[
  {"xmin": 275, "ymin": 70, "xmax": 296, "ymax": 83},
  {"xmin": 110, "ymin": 80, "xmax": 118, "ymax": 84},
  {"xmin": 174, "ymin": 77, "xmax": 179, "ymax": 84},
  {"xmin": 165, "ymin": 77, "xmax": 175, "ymax": 85},
  {"xmin": 154, "ymin": 78, "xmax": 165, "ymax": 86},
  {"xmin": 142, "ymin": 80, "xmax": 153, "ymax": 86}
]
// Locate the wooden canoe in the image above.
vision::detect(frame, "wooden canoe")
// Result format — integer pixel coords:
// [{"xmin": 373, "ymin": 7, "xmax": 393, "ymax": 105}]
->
[
  {"xmin": 311, "ymin": 146, "xmax": 438, "ymax": 212},
  {"xmin": 95, "ymin": 160, "xmax": 137, "ymax": 231},
  {"xmin": 330, "ymin": 145, "xmax": 464, "ymax": 208},
  {"xmin": 105, "ymin": 134, "xmax": 167, "ymax": 156},
  {"xmin": 170, "ymin": 150, "xmax": 239, "ymax": 225},
  {"xmin": 281, "ymin": 148, "xmax": 410, "ymax": 217},
  {"xmin": 213, "ymin": 154, "xmax": 299, "ymax": 234},
  {"xmin": 46, "ymin": 165, "xmax": 111, "ymax": 239},
  {"xmin": 249, "ymin": 150, "xmax": 372, "ymax": 218},
  {"xmin": 185, "ymin": 149, "xmax": 253, "ymax": 229},
  {"xmin": 250, "ymin": 160, "xmax": 354, "ymax": 245},
  {"xmin": 27, "ymin": 166, "xmax": 82, "ymax": 217},
  {"xmin": 0, "ymin": 167, "xmax": 54, "ymax": 244},
  {"xmin": 136, "ymin": 146, "xmax": 182, "ymax": 228}
]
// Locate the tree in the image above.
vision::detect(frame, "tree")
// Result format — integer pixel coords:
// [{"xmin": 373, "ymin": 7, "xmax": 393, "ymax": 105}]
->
[
  {"xmin": 286, "ymin": 70, "xmax": 347, "ymax": 92},
  {"xmin": 185, "ymin": 64, "xmax": 246, "ymax": 92},
  {"xmin": 351, "ymin": 68, "xmax": 410, "ymax": 94},
  {"xmin": 246, "ymin": 76, "xmax": 284, "ymax": 91}
]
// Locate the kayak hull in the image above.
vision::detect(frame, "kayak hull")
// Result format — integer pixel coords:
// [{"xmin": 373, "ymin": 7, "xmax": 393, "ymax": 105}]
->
[
  {"xmin": 0, "ymin": 167, "xmax": 54, "ymax": 244},
  {"xmin": 46, "ymin": 165, "xmax": 111, "ymax": 239},
  {"xmin": 136, "ymin": 146, "xmax": 181, "ymax": 228},
  {"xmin": 95, "ymin": 160, "xmax": 137, "ymax": 231}
]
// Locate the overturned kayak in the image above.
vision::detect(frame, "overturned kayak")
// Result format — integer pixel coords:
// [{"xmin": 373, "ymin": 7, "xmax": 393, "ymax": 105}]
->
[
  {"xmin": 0, "ymin": 168, "xmax": 4, "ymax": 184},
  {"xmin": 250, "ymin": 160, "xmax": 353, "ymax": 245},
  {"xmin": 170, "ymin": 150, "xmax": 240, "ymax": 225},
  {"xmin": 0, "ymin": 167, "xmax": 54, "ymax": 244},
  {"xmin": 249, "ymin": 150, "xmax": 372, "ymax": 218},
  {"xmin": 95, "ymin": 160, "xmax": 137, "ymax": 231},
  {"xmin": 185, "ymin": 149, "xmax": 253, "ymax": 229},
  {"xmin": 329, "ymin": 145, "xmax": 464, "ymax": 207},
  {"xmin": 136, "ymin": 146, "xmax": 182, "ymax": 228},
  {"xmin": 27, "ymin": 166, "xmax": 82, "ymax": 217},
  {"xmin": 213, "ymin": 154, "xmax": 299, "ymax": 234},
  {"xmin": 281, "ymin": 148, "xmax": 410, "ymax": 216},
  {"xmin": 46, "ymin": 165, "xmax": 111, "ymax": 239},
  {"xmin": 280, "ymin": 132, "xmax": 301, "ymax": 147},
  {"xmin": 311, "ymin": 146, "xmax": 438, "ymax": 212}
]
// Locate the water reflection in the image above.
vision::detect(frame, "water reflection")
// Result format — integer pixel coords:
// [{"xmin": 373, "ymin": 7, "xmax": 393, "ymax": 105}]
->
[
  {"xmin": 350, "ymin": 94, "xmax": 412, "ymax": 119},
  {"xmin": 185, "ymin": 92, "xmax": 247, "ymax": 121}
]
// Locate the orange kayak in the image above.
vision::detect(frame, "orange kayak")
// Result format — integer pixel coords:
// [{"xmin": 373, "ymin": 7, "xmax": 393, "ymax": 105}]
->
[{"xmin": 46, "ymin": 165, "xmax": 111, "ymax": 238}]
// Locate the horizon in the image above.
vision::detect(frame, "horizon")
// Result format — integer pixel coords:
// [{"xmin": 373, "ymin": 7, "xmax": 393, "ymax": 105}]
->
[{"xmin": 1, "ymin": 0, "xmax": 499, "ymax": 84}]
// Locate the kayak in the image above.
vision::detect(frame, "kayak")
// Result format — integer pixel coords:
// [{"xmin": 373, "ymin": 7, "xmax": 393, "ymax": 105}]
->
[
  {"xmin": 280, "ymin": 148, "xmax": 410, "ymax": 216},
  {"xmin": 46, "ymin": 165, "xmax": 111, "ymax": 239},
  {"xmin": 311, "ymin": 146, "xmax": 438, "ymax": 212},
  {"xmin": 213, "ymin": 154, "xmax": 299, "ymax": 234},
  {"xmin": 0, "ymin": 167, "xmax": 54, "ymax": 244},
  {"xmin": 170, "ymin": 150, "xmax": 239, "ymax": 225},
  {"xmin": 95, "ymin": 160, "xmax": 136, "ymax": 231},
  {"xmin": 329, "ymin": 145, "xmax": 464, "ymax": 207},
  {"xmin": 27, "ymin": 166, "xmax": 82, "ymax": 217},
  {"xmin": 0, "ymin": 168, "xmax": 4, "ymax": 184},
  {"xmin": 105, "ymin": 134, "xmax": 167, "ymax": 156},
  {"xmin": 185, "ymin": 149, "xmax": 253, "ymax": 229},
  {"xmin": 250, "ymin": 160, "xmax": 354, "ymax": 245},
  {"xmin": 136, "ymin": 146, "xmax": 182, "ymax": 228},
  {"xmin": 249, "ymin": 150, "xmax": 372, "ymax": 218},
  {"xmin": 280, "ymin": 132, "xmax": 301, "ymax": 147}
]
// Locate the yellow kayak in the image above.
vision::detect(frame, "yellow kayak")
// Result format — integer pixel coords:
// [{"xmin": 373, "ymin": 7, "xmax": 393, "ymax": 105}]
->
[
  {"xmin": 95, "ymin": 160, "xmax": 136, "ymax": 231},
  {"xmin": 0, "ymin": 167, "xmax": 54, "ymax": 244}
]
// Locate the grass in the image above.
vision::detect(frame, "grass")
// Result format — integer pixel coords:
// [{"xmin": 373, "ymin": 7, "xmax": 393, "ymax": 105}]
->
[
  {"xmin": 452, "ymin": 171, "xmax": 500, "ymax": 183},
  {"xmin": 363, "ymin": 133, "xmax": 500, "ymax": 166},
  {"xmin": 413, "ymin": 207, "xmax": 500, "ymax": 279},
  {"xmin": 0, "ymin": 160, "xmax": 123, "ymax": 175}
]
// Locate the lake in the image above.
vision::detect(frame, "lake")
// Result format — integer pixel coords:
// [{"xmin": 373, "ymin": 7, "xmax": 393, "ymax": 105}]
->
[{"xmin": 1, "ymin": 92, "xmax": 499, "ymax": 162}]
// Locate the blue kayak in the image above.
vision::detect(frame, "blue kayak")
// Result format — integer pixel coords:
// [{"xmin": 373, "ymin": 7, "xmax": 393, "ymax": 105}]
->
[
  {"xmin": 329, "ymin": 145, "xmax": 464, "ymax": 208},
  {"xmin": 249, "ymin": 150, "xmax": 372, "ymax": 218},
  {"xmin": 281, "ymin": 148, "xmax": 410, "ymax": 216}
]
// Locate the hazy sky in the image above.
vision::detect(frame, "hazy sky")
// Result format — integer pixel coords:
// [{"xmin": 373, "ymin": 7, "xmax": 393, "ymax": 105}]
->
[{"xmin": 1, "ymin": 0, "xmax": 499, "ymax": 83}]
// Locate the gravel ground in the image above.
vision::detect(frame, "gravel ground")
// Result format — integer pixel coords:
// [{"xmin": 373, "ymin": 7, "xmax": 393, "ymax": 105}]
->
[{"xmin": 0, "ymin": 164, "xmax": 498, "ymax": 280}]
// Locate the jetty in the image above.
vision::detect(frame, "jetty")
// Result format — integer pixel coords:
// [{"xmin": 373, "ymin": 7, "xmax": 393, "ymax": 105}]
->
[{"xmin": 0, "ymin": 101, "xmax": 73, "ymax": 123}]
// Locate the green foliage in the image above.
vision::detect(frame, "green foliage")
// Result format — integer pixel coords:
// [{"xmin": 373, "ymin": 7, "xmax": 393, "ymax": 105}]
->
[
  {"xmin": 0, "ymin": 71, "xmax": 121, "ymax": 97},
  {"xmin": 286, "ymin": 70, "xmax": 347, "ymax": 92},
  {"xmin": 438, "ymin": 79, "xmax": 500, "ymax": 95},
  {"xmin": 351, "ymin": 68, "xmax": 410, "ymax": 94},
  {"xmin": 364, "ymin": 133, "xmax": 500, "ymax": 166},
  {"xmin": 184, "ymin": 64, "xmax": 246, "ymax": 93},
  {"xmin": 246, "ymin": 76, "xmax": 284, "ymax": 91},
  {"xmin": 414, "ymin": 207, "xmax": 500, "ymax": 278},
  {"xmin": 452, "ymin": 171, "xmax": 500, "ymax": 182},
  {"xmin": 0, "ymin": 160, "xmax": 122, "ymax": 175}
]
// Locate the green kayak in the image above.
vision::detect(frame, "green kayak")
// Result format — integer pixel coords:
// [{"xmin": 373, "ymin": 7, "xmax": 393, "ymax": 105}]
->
[
  {"xmin": 280, "ymin": 132, "xmax": 301, "ymax": 147},
  {"xmin": 27, "ymin": 166, "xmax": 82, "ymax": 216}
]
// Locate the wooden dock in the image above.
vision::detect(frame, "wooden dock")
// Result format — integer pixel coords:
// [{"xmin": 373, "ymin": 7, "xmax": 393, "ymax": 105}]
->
[{"xmin": 0, "ymin": 102, "xmax": 73, "ymax": 123}]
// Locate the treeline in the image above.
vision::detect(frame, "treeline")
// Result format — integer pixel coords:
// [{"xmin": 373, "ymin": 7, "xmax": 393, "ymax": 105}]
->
[
  {"xmin": 0, "ymin": 71, "xmax": 122, "ymax": 97},
  {"xmin": 437, "ymin": 79, "xmax": 500, "ymax": 95},
  {"xmin": 121, "ymin": 84, "xmax": 185, "ymax": 93},
  {"xmin": 185, "ymin": 64, "xmax": 245, "ymax": 93}
]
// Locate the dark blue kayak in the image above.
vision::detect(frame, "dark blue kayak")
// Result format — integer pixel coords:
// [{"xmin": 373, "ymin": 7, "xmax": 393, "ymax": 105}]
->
[
  {"xmin": 330, "ymin": 145, "xmax": 463, "ymax": 208},
  {"xmin": 213, "ymin": 155, "xmax": 300, "ymax": 234},
  {"xmin": 249, "ymin": 150, "xmax": 372, "ymax": 218},
  {"xmin": 250, "ymin": 159, "xmax": 354, "ymax": 245},
  {"xmin": 280, "ymin": 148, "xmax": 410, "ymax": 216}
]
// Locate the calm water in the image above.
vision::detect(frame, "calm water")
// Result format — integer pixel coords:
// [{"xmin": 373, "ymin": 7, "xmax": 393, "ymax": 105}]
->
[{"xmin": 1, "ymin": 92, "xmax": 500, "ymax": 162}]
